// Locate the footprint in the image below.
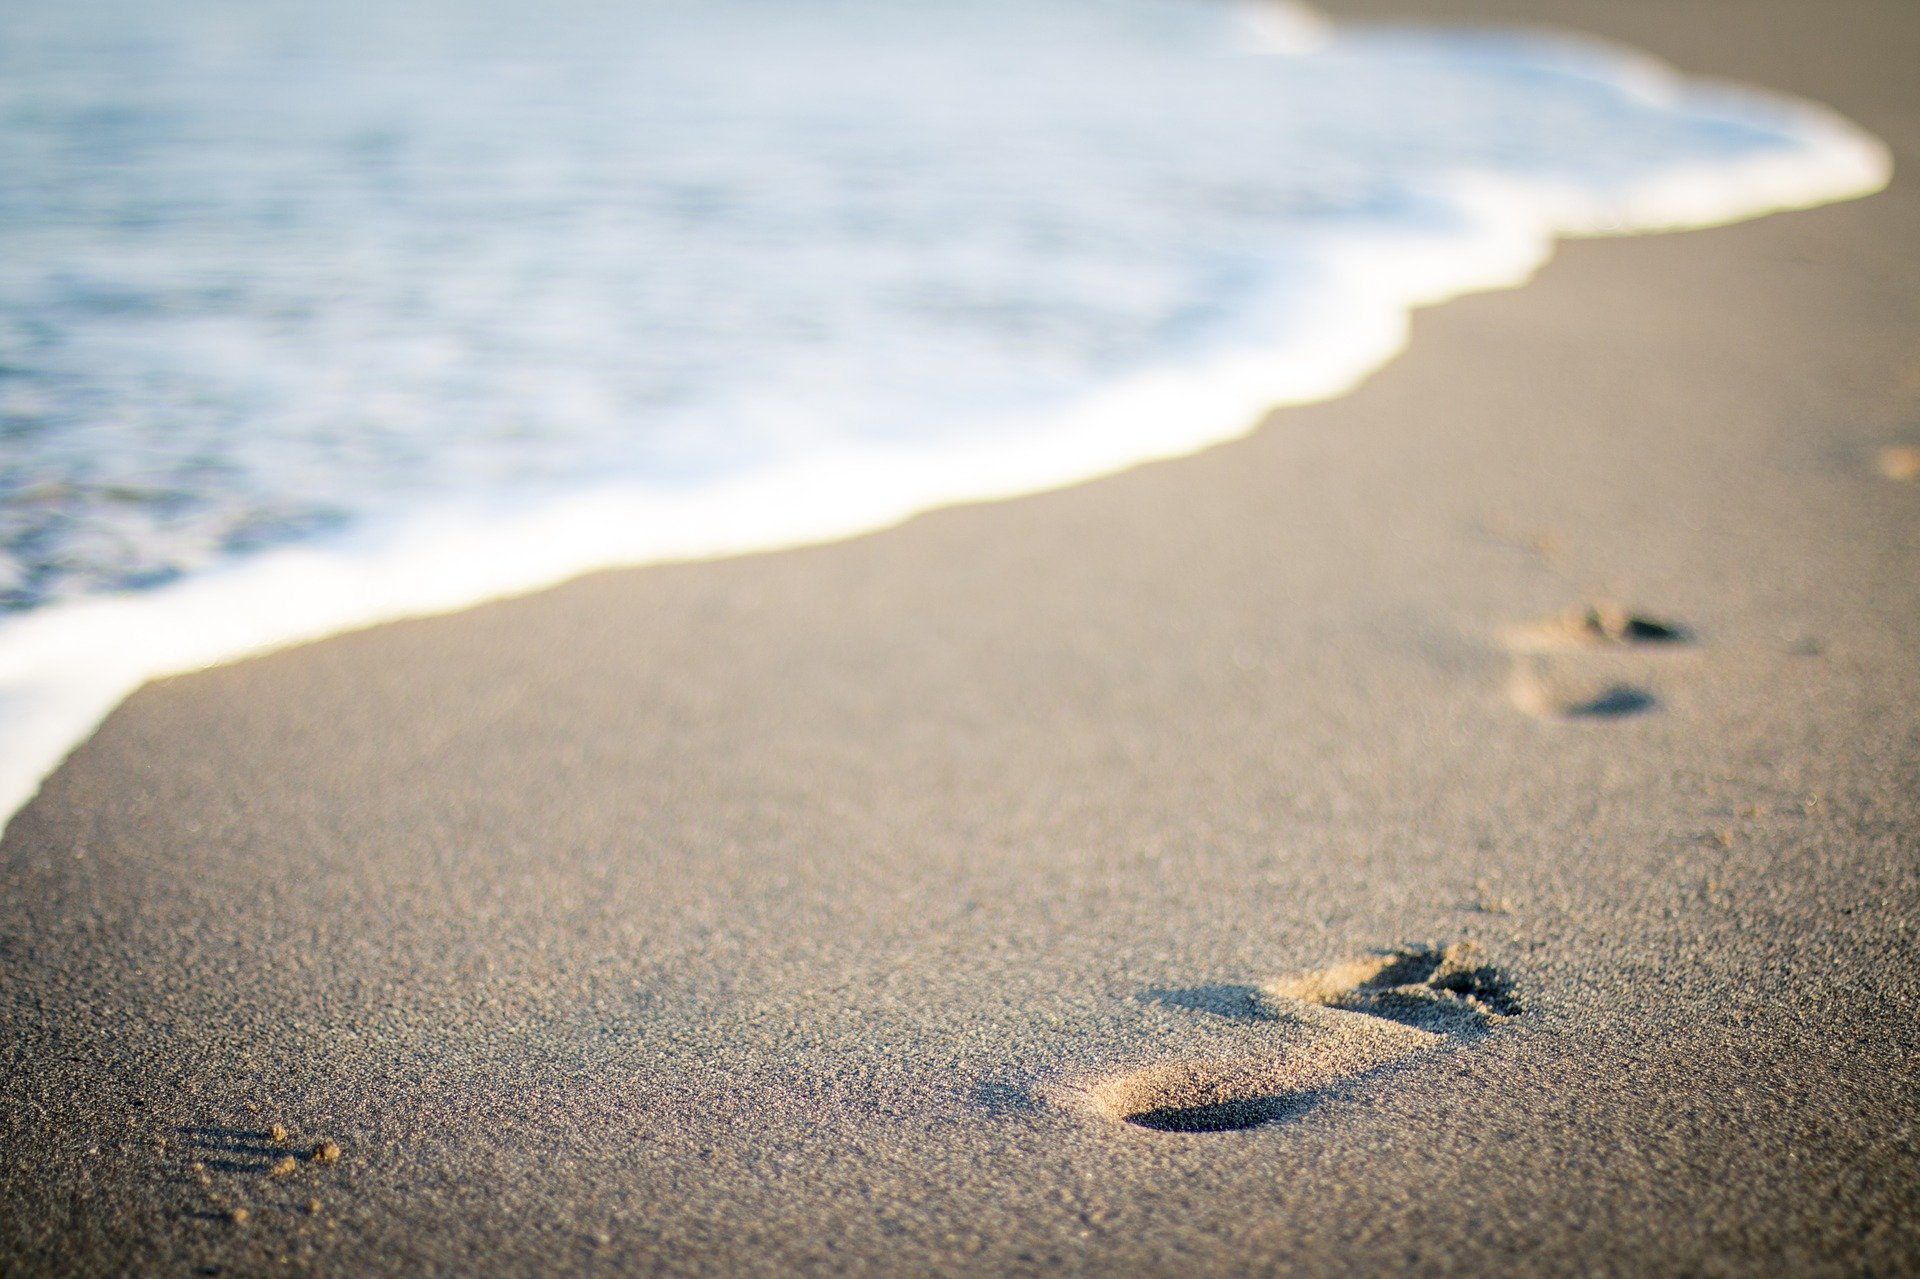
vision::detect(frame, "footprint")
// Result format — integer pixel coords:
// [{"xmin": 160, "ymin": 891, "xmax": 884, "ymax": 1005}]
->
[
  {"xmin": 169, "ymin": 1123, "xmax": 345, "ymax": 1225},
  {"xmin": 1499, "ymin": 601, "xmax": 1692, "ymax": 721},
  {"xmin": 1053, "ymin": 943, "xmax": 1518, "ymax": 1134}
]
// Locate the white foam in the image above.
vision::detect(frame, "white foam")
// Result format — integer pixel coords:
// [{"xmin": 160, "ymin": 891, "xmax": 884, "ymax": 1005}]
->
[
  {"xmin": 1239, "ymin": 1, "xmax": 1336, "ymax": 54},
  {"xmin": 0, "ymin": 1, "xmax": 1890, "ymax": 832}
]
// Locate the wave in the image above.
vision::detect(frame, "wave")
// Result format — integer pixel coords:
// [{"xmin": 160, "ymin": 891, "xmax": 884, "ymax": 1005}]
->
[{"xmin": 0, "ymin": 0, "xmax": 1889, "ymax": 831}]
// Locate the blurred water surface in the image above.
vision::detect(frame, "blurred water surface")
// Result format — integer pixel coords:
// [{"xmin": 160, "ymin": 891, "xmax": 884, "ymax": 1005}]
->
[{"xmin": 0, "ymin": 0, "xmax": 1858, "ymax": 610}]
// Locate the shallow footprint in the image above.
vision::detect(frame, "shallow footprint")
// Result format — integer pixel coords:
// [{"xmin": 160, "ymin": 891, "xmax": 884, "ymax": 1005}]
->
[
  {"xmin": 1056, "ymin": 944, "xmax": 1518, "ymax": 1133},
  {"xmin": 1500, "ymin": 600, "xmax": 1693, "ymax": 721}
]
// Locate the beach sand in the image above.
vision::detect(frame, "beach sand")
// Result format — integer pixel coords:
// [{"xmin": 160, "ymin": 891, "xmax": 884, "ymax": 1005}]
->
[{"xmin": 3, "ymin": 0, "xmax": 1917, "ymax": 1273}]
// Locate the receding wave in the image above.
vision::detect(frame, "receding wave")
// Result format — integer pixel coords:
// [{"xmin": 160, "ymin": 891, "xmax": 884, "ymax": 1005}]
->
[{"xmin": 0, "ymin": 0, "xmax": 1890, "ymax": 828}]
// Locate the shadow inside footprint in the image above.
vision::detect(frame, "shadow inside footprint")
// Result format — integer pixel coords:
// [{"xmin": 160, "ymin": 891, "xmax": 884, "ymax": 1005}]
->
[
  {"xmin": 175, "ymin": 1127, "xmax": 288, "ymax": 1174},
  {"xmin": 1562, "ymin": 684, "xmax": 1657, "ymax": 718},
  {"xmin": 1123, "ymin": 1093, "xmax": 1312, "ymax": 1133},
  {"xmin": 1055, "ymin": 1055, "xmax": 1366, "ymax": 1136}
]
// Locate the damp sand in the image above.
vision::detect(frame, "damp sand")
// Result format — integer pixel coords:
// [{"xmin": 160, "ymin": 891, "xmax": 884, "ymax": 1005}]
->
[{"xmin": 3, "ymin": 0, "xmax": 1918, "ymax": 1273}]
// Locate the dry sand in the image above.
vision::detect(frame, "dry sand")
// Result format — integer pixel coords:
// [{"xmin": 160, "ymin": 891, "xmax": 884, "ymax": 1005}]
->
[{"xmin": 3, "ymin": 0, "xmax": 1918, "ymax": 1273}]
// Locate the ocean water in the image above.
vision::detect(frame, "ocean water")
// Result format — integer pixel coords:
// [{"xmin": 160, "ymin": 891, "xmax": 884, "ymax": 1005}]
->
[{"xmin": 0, "ymin": 0, "xmax": 1889, "ymax": 825}]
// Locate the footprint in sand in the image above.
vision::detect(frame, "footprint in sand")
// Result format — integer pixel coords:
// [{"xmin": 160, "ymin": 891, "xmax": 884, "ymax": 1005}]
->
[
  {"xmin": 170, "ymin": 1124, "xmax": 344, "ymax": 1225},
  {"xmin": 1499, "ymin": 601, "xmax": 1692, "ymax": 721},
  {"xmin": 1053, "ymin": 943, "xmax": 1519, "ymax": 1133}
]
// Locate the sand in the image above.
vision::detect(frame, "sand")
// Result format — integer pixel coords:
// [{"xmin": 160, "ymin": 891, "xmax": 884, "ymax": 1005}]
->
[{"xmin": 3, "ymin": 0, "xmax": 1918, "ymax": 1273}]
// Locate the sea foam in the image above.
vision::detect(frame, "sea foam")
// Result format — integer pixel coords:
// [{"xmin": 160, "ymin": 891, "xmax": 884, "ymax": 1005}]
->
[{"xmin": 0, "ymin": 0, "xmax": 1890, "ymax": 829}]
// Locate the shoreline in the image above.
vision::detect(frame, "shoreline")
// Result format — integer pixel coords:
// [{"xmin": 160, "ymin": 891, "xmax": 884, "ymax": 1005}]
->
[
  {"xmin": 3, "ymin": 0, "xmax": 1918, "ymax": 1274},
  {"xmin": 0, "ymin": 8, "xmax": 1890, "ymax": 838}
]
